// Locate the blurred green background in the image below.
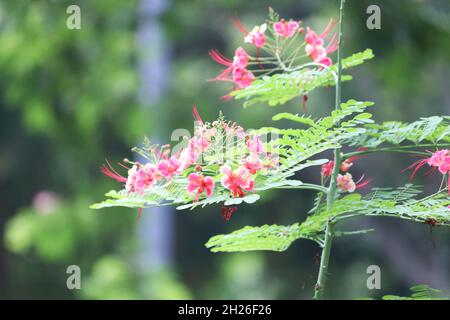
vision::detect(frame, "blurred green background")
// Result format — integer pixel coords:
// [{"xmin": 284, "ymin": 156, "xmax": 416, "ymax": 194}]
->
[{"xmin": 0, "ymin": 0, "xmax": 449, "ymax": 299}]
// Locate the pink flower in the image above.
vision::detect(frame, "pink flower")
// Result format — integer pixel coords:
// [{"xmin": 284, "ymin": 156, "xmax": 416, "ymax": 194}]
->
[
  {"xmin": 405, "ymin": 149, "xmax": 450, "ymax": 179},
  {"xmin": 337, "ymin": 173, "xmax": 356, "ymax": 193},
  {"xmin": 305, "ymin": 20, "xmax": 338, "ymax": 66},
  {"xmin": 220, "ymin": 165, "xmax": 254, "ymax": 197},
  {"xmin": 340, "ymin": 160, "xmax": 353, "ymax": 172},
  {"xmin": 305, "ymin": 42, "xmax": 327, "ymax": 61},
  {"xmin": 158, "ymin": 156, "xmax": 180, "ymax": 180},
  {"xmin": 273, "ymin": 19, "xmax": 300, "ymax": 38},
  {"xmin": 209, "ymin": 47, "xmax": 254, "ymax": 91},
  {"xmin": 322, "ymin": 149, "xmax": 368, "ymax": 177},
  {"xmin": 314, "ymin": 56, "xmax": 333, "ymax": 67},
  {"xmin": 222, "ymin": 122, "xmax": 246, "ymax": 138},
  {"xmin": 243, "ymin": 153, "xmax": 263, "ymax": 174},
  {"xmin": 246, "ymin": 135, "xmax": 264, "ymax": 154},
  {"xmin": 321, "ymin": 161, "xmax": 335, "ymax": 177},
  {"xmin": 192, "ymin": 136, "xmax": 210, "ymax": 153},
  {"xmin": 244, "ymin": 24, "xmax": 267, "ymax": 48},
  {"xmin": 209, "ymin": 47, "xmax": 250, "ymax": 81},
  {"xmin": 233, "ymin": 47, "xmax": 250, "ymax": 68},
  {"xmin": 439, "ymin": 157, "xmax": 450, "ymax": 174},
  {"xmin": 177, "ymin": 135, "xmax": 211, "ymax": 172},
  {"xmin": 427, "ymin": 149, "xmax": 448, "ymax": 166},
  {"xmin": 187, "ymin": 173, "xmax": 215, "ymax": 200},
  {"xmin": 126, "ymin": 163, "xmax": 159, "ymax": 194},
  {"xmin": 232, "ymin": 67, "xmax": 255, "ymax": 89},
  {"xmin": 337, "ymin": 173, "xmax": 371, "ymax": 193},
  {"xmin": 177, "ymin": 144, "xmax": 197, "ymax": 171},
  {"xmin": 427, "ymin": 149, "xmax": 450, "ymax": 174}
]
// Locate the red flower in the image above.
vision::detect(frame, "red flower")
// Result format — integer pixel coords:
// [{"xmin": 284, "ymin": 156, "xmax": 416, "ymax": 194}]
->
[{"xmin": 321, "ymin": 160, "xmax": 335, "ymax": 177}]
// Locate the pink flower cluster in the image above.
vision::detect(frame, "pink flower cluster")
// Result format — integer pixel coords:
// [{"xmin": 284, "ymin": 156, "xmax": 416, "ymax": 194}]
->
[
  {"xmin": 210, "ymin": 13, "xmax": 336, "ymax": 98},
  {"xmin": 102, "ymin": 111, "xmax": 278, "ymax": 202},
  {"xmin": 305, "ymin": 20, "xmax": 338, "ymax": 67},
  {"xmin": 219, "ymin": 134, "xmax": 277, "ymax": 198}
]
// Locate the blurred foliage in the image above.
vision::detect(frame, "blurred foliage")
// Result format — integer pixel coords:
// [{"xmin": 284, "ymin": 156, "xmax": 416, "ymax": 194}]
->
[{"xmin": 1, "ymin": 0, "xmax": 449, "ymax": 299}]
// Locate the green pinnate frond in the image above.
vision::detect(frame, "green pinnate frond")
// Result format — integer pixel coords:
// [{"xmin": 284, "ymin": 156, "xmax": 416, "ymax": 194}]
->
[
  {"xmin": 383, "ymin": 285, "xmax": 448, "ymax": 300},
  {"xmin": 271, "ymin": 100, "xmax": 374, "ymax": 128},
  {"xmin": 205, "ymin": 224, "xmax": 303, "ymax": 252},
  {"xmin": 347, "ymin": 116, "xmax": 450, "ymax": 148},
  {"xmin": 328, "ymin": 185, "xmax": 450, "ymax": 226},
  {"xmin": 299, "ymin": 185, "xmax": 450, "ymax": 246},
  {"xmin": 264, "ymin": 100, "xmax": 374, "ymax": 180}
]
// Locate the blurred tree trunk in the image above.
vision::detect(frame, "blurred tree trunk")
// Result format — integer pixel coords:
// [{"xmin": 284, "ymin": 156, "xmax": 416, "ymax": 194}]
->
[{"xmin": 136, "ymin": 0, "xmax": 173, "ymax": 271}]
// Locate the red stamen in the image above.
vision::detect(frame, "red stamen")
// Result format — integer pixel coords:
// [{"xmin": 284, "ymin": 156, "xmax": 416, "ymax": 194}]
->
[
  {"xmin": 319, "ymin": 19, "xmax": 337, "ymax": 39},
  {"xmin": 209, "ymin": 50, "xmax": 233, "ymax": 66},
  {"xmin": 117, "ymin": 162, "xmax": 130, "ymax": 170},
  {"xmin": 192, "ymin": 104, "xmax": 203, "ymax": 124},
  {"xmin": 326, "ymin": 33, "xmax": 339, "ymax": 53},
  {"xmin": 402, "ymin": 158, "xmax": 429, "ymax": 180},
  {"xmin": 230, "ymin": 16, "xmax": 248, "ymax": 34},
  {"xmin": 347, "ymin": 147, "xmax": 368, "ymax": 163},
  {"xmin": 137, "ymin": 207, "xmax": 143, "ymax": 224},
  {"xmin": 356, "ymin": 176, "xmax": 372, "ymax": 190},
  {"xmin": 101, "ymin": 159, "xmax": 127, "ymax": 183}
]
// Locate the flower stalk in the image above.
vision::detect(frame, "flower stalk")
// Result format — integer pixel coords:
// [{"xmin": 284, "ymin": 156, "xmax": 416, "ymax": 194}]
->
[{"xmin": 313, "ymin": 0, "xmax": 345, "ymax": 300}]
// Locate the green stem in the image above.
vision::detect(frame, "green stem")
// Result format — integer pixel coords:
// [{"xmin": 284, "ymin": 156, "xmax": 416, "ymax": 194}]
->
[
  {"xmin": 313, "ymin": 221, "xmax": 335, "ymax": 299},
  {"xmin": 313, "ymin": 0, "xmax": 345, "ymax": 300}
]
